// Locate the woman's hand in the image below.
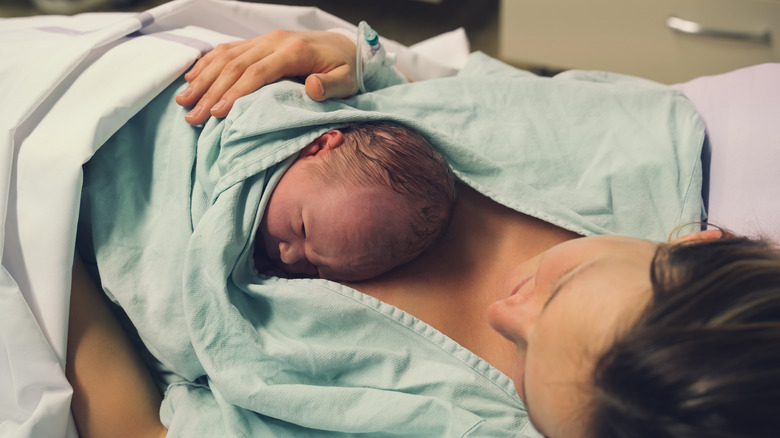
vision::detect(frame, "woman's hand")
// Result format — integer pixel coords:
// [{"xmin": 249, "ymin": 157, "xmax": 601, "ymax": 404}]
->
[{"xmin": 176, "ymin": 29, "xmax": 359, "ymax": 125}]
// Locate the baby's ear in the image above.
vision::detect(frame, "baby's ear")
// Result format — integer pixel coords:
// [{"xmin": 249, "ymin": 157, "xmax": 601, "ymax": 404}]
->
[
  {"xmin": 298, "ymin": 130, "xmax": 344, "ymax": 158},
  {"xmin": 318, "ymin": 130, "xmax": 344, "ymax": 152}
]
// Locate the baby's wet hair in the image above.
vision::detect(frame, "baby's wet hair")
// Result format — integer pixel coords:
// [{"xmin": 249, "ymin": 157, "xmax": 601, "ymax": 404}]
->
[{"xmin": 307, "ymin": 121, "xmax": 456, "ymax": 267}]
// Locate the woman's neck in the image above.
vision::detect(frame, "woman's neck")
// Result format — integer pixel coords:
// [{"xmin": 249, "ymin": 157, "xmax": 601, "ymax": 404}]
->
[{"xmin": 347, "ymin": 183, "xmax": 579, "ymax": 375}]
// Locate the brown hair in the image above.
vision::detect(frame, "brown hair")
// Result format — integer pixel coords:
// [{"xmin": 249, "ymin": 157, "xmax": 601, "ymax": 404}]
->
[
  {"xmin": 307, "ymin": 121, "xmax": 456, "ymax": 264},
  {"xmin": 589, "ymin": 235, "xmax": 780, "ymax": 438}
]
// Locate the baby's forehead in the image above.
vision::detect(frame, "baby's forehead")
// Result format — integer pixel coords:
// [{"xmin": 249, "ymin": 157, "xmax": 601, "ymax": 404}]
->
[{"xmin": 317, "ymin": 177, "xmax": 414, "ymax": 215}]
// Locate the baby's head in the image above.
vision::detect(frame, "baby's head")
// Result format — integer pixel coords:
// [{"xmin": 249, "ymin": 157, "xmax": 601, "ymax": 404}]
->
[{"xmin": 258, "ymin": 121, "xmax": 455, "ymax": 281}]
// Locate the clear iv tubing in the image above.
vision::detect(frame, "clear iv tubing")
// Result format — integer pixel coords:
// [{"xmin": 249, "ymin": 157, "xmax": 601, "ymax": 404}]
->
[{"xmin": 356, "ymin": 21, "xmax": 380, "ymax": 93}]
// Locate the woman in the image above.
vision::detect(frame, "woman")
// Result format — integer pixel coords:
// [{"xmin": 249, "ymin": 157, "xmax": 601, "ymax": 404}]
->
[{"xmin": 68, "ymin": 30, "xmax": 780, "ymax": 438}]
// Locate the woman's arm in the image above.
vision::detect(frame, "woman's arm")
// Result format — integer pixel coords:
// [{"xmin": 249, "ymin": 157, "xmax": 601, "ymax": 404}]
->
[
  {"xmin": 176, "ymin": 29, "xmax": 360, "ymax": 126},
  {"xmin": 66, "ymin": 256, "xmax": 167, "ymax": 438}
]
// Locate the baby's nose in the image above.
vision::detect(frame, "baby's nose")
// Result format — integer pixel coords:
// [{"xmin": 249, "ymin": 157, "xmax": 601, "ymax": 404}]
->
[{"xmin": 278, "ymin": 240, "xmax": 305, "ymax": 265}]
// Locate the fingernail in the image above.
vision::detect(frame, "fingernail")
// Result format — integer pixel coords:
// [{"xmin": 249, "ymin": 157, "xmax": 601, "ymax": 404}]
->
[
  {"xmin": 186, "ymin": 105, "xmax": 202, "ymax": 119},
  {"xmin": 185, "ymin": 66, "xmax": 199, "ymax": 80},
  {"xmin": 211, "ymin": 99, "xmax": 227, "ymax": 114},
  {"xmin": 178, "ymin": 87, "xmax": 192, "ymax": 99}
]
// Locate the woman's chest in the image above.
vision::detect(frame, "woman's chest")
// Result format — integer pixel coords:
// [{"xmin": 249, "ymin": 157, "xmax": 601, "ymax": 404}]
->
[{"xmin": 349, "ymin": 186, "xmax": 579, "ymax": 375}]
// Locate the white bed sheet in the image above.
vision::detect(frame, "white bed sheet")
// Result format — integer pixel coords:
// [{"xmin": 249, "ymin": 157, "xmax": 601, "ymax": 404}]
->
[{"xmin": 0, "ymin": 1, "xmax": 467, "ymax": 436}]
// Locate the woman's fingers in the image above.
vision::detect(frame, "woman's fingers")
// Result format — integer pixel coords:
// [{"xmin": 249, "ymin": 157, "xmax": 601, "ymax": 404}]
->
[
  {"xmin": 176, "ymin": 40, "xmax": 244, "ymax": 106},
  {"xmin": 178, "ymin": 40, "xmax": 274, "ymax": 125},
  {"xmin": 185, "ymin": 40, "xmax": 241, "ymax": 81},
  {"xmin": 176, "ymin": 30, "xmax": 359, "ymax": 125},
  {"xmin": 208, "ymin": 50, "xmax": 299, "ymax": 119}
]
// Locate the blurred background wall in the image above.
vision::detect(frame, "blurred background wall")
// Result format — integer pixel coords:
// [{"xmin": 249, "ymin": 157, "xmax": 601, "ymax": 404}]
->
[
  {"xmin": 3, "ymin": 0, "xmax": 778, "ymax": 83},
  {"xmin": 0, "ymin": 0, "xmax": 501, "ymax": 58}
]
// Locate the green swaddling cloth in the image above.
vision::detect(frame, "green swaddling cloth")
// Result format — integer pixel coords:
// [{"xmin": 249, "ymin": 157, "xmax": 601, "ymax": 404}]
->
[{"xmin": 77, "ymin": 52, "xmax": 704, "ymax": 437}]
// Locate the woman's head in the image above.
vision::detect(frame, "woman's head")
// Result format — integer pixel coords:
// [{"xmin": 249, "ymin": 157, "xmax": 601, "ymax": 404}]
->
[
  {"xmin": 590, "ymin": 234, "xmax": 780, "ymax": 438},
  {"xmin": 487, "ymin": 234, "xmax": 660, "ymax": 437},
  {"xmin": 487, "ymin": 231, "xmax": 780, "ymax": 438}
]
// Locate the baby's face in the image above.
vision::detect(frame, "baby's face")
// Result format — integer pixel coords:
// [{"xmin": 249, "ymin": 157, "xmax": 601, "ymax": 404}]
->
[{"xmin": 259, "ymin": 158, "xmax": 409, "ymax": 281}]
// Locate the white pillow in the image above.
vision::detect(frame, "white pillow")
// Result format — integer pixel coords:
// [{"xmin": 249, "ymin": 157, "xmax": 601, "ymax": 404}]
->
[{"xmin": 673, "ymin": 64, "xmax": 780, "ymax": 241}]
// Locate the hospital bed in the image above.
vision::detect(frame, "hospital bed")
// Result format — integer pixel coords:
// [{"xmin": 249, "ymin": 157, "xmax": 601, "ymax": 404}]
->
[{"xmin": 0, "ymin": 0, "xmax": 778, "ymax": 436}]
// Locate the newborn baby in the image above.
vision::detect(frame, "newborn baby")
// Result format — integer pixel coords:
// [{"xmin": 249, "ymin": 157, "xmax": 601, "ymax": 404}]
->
[{"xmin": 256, "ymin": 121, "xmax": 455, "ymax": 282}]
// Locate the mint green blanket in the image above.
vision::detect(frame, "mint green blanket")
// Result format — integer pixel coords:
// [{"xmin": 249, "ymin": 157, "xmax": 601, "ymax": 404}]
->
[{"xmin": 78, "ymin": 52, "xmax": 703, "ymax": 437}]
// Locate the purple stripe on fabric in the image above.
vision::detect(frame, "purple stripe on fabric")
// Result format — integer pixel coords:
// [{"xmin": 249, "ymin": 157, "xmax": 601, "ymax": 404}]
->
[
  {"xmin": 135, "ymin": 11, "xmax": 155, "ymax": 28},
  {"xmin": 148, "ymin": 32, "xmax": 214, "ymax": 56},
  {"xmin": 37, "ymin": 26, "xmax": 87, "ymax": 36}
]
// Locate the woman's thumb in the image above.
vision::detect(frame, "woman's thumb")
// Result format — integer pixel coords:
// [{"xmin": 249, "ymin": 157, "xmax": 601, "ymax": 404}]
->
[{"xmin": 305, "ymin": 67, "xmax": 358, "ymax": 101}]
